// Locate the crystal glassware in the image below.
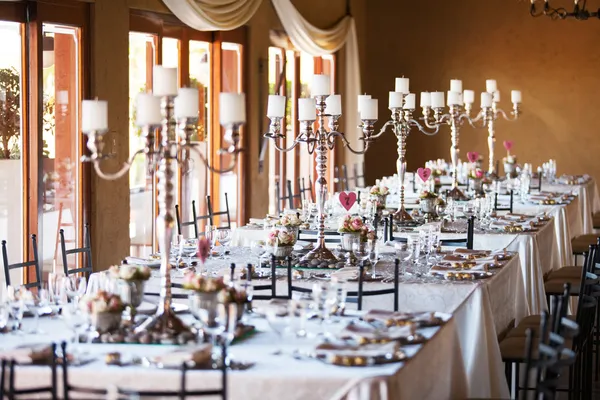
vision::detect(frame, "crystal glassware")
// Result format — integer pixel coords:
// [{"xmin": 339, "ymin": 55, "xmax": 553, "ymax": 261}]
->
[{"xmin": 265, "ymin": 299, "xmax": 291, "ymax": 355}]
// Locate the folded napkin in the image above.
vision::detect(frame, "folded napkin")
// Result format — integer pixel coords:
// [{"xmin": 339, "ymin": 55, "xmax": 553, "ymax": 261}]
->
[
  {"xmin": 454, "ymin": 248, "xmax": 490, "ymax": 256},
  {"xmin": 430, "ymin": 262, "xmax": 488, "ymax": 273},
  {"xmin": 315, "ymin": 341, "xmax": 399, "ymax": 359},
  {"xmin": 151, "ymin": 344, "xmax": 212, "ymax": 368},
  {"xmin": 330, "ymin": 267, "xmax": 359, "ymax": 281},
  {"xmin": 248, "ymin": 218, "xmax": 265, "ymax": 226},
  {"xmin": 342, "ymin": 320, "xmax": 416, "ymax": 341},
  {"xmin": 503, "ymin": 213, "xmax": 528, "ymax": 221},
  {"xmin": 364, "ymin": 309, "xmax": 436, "ymax": 326},
  {"xmin": 125, "ymin": 256, "xmax": 161, "ymax": 266},
  {"xmin": 294, "ymin": 240, "xmax": 313, "ymax": 251}
]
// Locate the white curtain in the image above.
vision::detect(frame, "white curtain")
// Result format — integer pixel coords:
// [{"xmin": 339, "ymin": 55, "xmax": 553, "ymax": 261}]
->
[
  {"xmin": 271, "ymin": 0, "xmax": 361, "ymax": 160},
  {"xmin": 161, "ymin": 0, "xmax": 263, "ymax": 31}
]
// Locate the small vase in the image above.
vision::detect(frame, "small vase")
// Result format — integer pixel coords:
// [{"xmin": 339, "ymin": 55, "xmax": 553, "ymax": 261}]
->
[
  {"xmin": 370, "ymin": 194, "xmax": 387, "ymax": 209},
  {"xmin": 504, "ymin": 163, "xmax": 515, "ymax": 178},
  {"xmin": 420, "ymin": 198, "xmax": 437, "ymax": 222},
  {"xmin": 127, "ymin": 280, "xmax": 145, "ymax": 308},
  {"xmin": 92, "ymin": 311, "xmax": 122, "ymax": 333},
  {"xmin": 273, "ymin": 246, "xmax": 294, "ymax": 258},
  {"xmin": 341, "ymin": 232, "xmax": 361, "ymax": 251},
  {"xmin": 190, "ymin": 292, "xmax": 220, "ymax": 328},
  {"xmin": 469, "ymin": 178, "xmax": 484, "ymax": 195}
]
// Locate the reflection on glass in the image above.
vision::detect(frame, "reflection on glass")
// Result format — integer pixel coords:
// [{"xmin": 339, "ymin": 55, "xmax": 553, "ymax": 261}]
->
[
  {"xmin": 41, "ymin": 24, "xmax": 82, "ymax": 274},
  {"xmin": 0, "ymin": 21, "xmax": 23, "ymax": 286},
  {"xmin": 129, "ymin": 32, "xmax": 156, "ymax": 256}
]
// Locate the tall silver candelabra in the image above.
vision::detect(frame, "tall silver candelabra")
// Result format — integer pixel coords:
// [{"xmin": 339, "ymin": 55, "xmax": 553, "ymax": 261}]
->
[
  {"xmin": 82, "ymin": 95, "xmax": 242, "ymax": 337},
  {"xmin": 372, "ymin": 95, "xmax": 439, "ymax": 223},
  {"xmin": 265, "ymin": 96, "xmax": 376, "ymax": 263}
]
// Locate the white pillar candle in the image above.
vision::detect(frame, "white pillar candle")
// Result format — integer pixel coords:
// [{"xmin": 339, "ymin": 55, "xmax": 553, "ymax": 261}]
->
[
  {"xmin": 57, "ymin": 90, "xmax": 69, "ymax": 105},
  {"xmin": 395, "ymin": 77, "xmax": 410, "ymax": 94},
  {"xmin": 447, "ymin": 91, "xmax": 461, "ymax": 105},
  {"xmin": 388, "ymin": 92, "xmax": 404, "ymax": 109},
  {"xmin": 486, "ymin": 79, "xmax": 497, "ymax": 93},
  {"xmin": 219, "ymin": 92, "xmax": 246, "ymax": 125},
  {"xmin": 360, "ymin": 98, "xmax": 378, "ymax": 120},
  {"xmin": 175, "ymin": 88, "xmax": 199, "ymax": 119},
  {"xmin": 492, "ymin": 91, "xmax": 501, "ymax": 102},
  {"xmin": 312, "ymin": 74, "xmax": 331, "ymax": 96},
  {"xmin": 511, "ymin": 90, "xmax": 522, "ymax": 103},
  {"xmin": 450, "ymin": 79, "xmax": 463, "ymax": 93},
  {"xmin": 153, "ymin": 66, "xmax": 178, "ymax": 97},
  {"xmin": 420, "ymin": 92, "xmax": 431, "ymax": 107},
  {"xmin": 480, "ymin": 92, "xmax": 493, "ymax": 108},
  {"xmin": 357, "ymin": 94, "xmax": 372, "ymax": 113},
  {"xmin": 463, "ymin": 90, "xmax": 475, "ymax": 104},
  {"xmin": 136, "ymin": 93, "xmax": 162, "ymax": 126},
  {"xmin": 267, "ymin": 95, "xmax": 286, "ymax": 118},
  {"xmin": 430, "ymin": 92, "xmax": 445, "ymax": 108},
  {"xmin": 298, "ymin": 98, "xmax": 316, "ymax": 121},
  {"xmin": 325, "ymin": 94, "xmax": 342, "ymax": 115},
  {"xmin": 82, "ymin": 99, "xmax": 108, "ymax": 132},
  {"xmin": 403, "ymin": 93, "xmax": 416, "ymax": 110}
]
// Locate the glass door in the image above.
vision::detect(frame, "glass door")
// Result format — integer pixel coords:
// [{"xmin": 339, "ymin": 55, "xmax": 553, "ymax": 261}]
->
[{"xmin": 40, "ymin": 23, "xmax": 83, "ymax": 274}]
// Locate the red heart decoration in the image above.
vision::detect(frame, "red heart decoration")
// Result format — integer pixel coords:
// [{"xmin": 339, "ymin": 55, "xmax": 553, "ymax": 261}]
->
[
  {"xmin": 339, "ymin": 191, "xmax": 357, "ymax": 211},
  {"xmin": 503, "ymin": 140, "xmax": 513, "ymax": 151},
  {"xmin": 467, "ymin": 151, "xmax": 479, "ymax": 163},
  {"xmin": 417, "ymin": 167, "xmax": 432, "ymax": 182}
]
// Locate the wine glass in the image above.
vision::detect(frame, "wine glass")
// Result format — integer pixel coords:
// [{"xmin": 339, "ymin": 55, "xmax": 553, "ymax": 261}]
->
[
  {"xmin": 47, "ymin": 273, "xmax": 66, "ymax": 315},
  {"xmin": 205, "ymin": 226, "xmax": 216, "ymax": 258},
  {"xmin": 189, "ymin": 293, "xmax": 225, "ymax": 354},
  {"xmin": 0, "ymin": 303, "xmax": 8, "ymax": 332},
  {"xmin": 61, "ymin": 301, "xmax": 87, "ymax": 358},
  {"xmin": 23, "ymin": 288, "xmax": 48, "ymax": 334},
  {"xmin": 406, "ymin": 233, "xmax": 422, "ymax": 275},
  {"xmin": 265, "ymin": 299, "xmax": 291, "ymax": 355},
  {"xmin": 7, "ymin": 286, "xmax": 24, "ymax": 335},
  {"xmin": 215, "ymin": 229, "xmax": 232, "ymax": 259},
  {"xmin": 217, "ymin": 302, "xmax": 239, "ymax": 351},
  {"xmin": 250, "ymin": 240, "xmax": 266, "ymax": 270},
  {"xmin": 62, "ymin": 275, "xmax": 87, "ymax": 304},
  {"xmin": 182, "ymin": 238, "xmax": 199, "ymax": 268}
]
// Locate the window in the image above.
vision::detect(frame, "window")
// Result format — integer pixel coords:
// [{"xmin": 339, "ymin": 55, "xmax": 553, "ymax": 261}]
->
[
  {"xmin": 267, "ymin": 46, "xmax": 336, "ymax": 214},
  {"xmin": 128, "ymin": 12, "xmax": 246, "ymax": 253}
]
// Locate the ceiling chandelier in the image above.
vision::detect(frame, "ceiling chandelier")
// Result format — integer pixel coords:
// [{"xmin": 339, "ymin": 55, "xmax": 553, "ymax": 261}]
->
[{"xmin": 530, "ymin": 0, "xmax": 600, "ymax": 19}]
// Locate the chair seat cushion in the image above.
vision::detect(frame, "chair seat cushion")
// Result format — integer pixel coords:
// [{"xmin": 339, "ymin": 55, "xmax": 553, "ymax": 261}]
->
[
  {"xmin": 500, "ymin": 335, "xmax": 573, "ymax": 361},
  {"xmin": 571, "ymin": 234, "xmax": 599, "ymax": 253},
  {"xmin": 546, "ymin": 266, "xmax": 582, "ymax": 281},
  {"xmin": 506, "ymin": 315, "xmax": 577, "ymax": 337},
  {"xmin": 544, "ymin": 278, "xmax": 581, "ymax": 296}
]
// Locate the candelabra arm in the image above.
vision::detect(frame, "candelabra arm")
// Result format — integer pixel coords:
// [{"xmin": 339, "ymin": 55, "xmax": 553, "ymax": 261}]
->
[
  {"xmin": 264, "ymin": 135, "xmax": 302, "ymax": 153},
  {"xmin": 460, "ymin": 110, "xmax": 487, "ymax": 128},
  {"xmin": 89, "ymin": 149, "xmax": 145, "ymax": 181},
  {"xmin": 408, "ymin": 119, "xmax": 440, "ymax": 136},
  {"xmin": 328, "ymin": 130, "xmax": 369, "ymax": 155},
  {"xmin": 495, "ymin": 107, "xmax": 519, "ymax": 122},
  {"xmin": 188, "ymin": 144, "xmax": 240, "ymax": 174},
  {"xmin": 368, "ymin": 120, "xmax": 394, "ymax": 140}
]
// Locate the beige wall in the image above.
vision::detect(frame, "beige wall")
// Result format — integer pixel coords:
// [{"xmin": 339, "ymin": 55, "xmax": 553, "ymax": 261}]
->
[
  {"xmin": 88, "ymin": 0, "xmax": 364, "ymax": 269},
  {"xmin": 363, "ymin": 0, "xmax": 600, "ymax": 185}
]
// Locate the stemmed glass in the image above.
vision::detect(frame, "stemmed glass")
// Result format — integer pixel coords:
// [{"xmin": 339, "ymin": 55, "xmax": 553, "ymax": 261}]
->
[
  {"xmin": 217, "ymin": 302, "xmax": 239, "ymax": 362},
  {"xmin": 250, "ymin": 240, "xmax": 266, "ymax": 270},
  {"xmin": 406, "ymin": 233, "xmax": 422, "ymax": 276},
  {"xmin": 265, "ymin": 299, "xmax": 291, "ymax": 355},
  {"xmin": 48, "ymin": 272, "xmax": 66, "ymax": 316},
  {"xmin": 0, "ymin": 303, "xmax": 8, "ymax": 332},
  {"xmin": 23, "ymin": 288, "xmax": 48, "ymax": 334},
  {"xmin": 311, "ymin": 283, "xmax": 337, "ymax": 337},
  {"xmin": 7, "ymin": 286, "xmax": 24, "ymax": 335},
  {"xmin": 62, "ymin": 275, "xmax": 87, "ymax": 304},
  {"xmin": 189, "ymin": 292, "xmax": 225, "ymax": 358},
  {"xmin": 204, "ymin": 226, "xmax": 216, "ymax": 259},
  {"xmin": 181, "ymin": 237, "xmax": 199, "ymax": 269},
  {"xmin": 61, "ymin": 301, "xmax": 87, "ymax": 358},
  {"xmin": 215, "ymin": 229, "xmax": 232, "ymax": 259}
]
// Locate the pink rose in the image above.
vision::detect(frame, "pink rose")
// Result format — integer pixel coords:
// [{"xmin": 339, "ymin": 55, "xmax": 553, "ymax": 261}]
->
[{"xmin": 350, "ymin": 217, "xmax": 363, "ymax": 231}]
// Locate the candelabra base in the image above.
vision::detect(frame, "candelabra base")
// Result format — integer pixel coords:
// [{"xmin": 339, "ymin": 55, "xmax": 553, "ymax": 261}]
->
[
  {"xmin": 447, "ymin": 187, "xmax": 469, "ymax": 201},
  {"xmin": 135, "ymin": 308, "xmax": 191, "ymax": 338},
  {"xmin": 393, "ymin": 206, "xmax": 413, "ymax": 224},
  {"xmin": 301, "ymin": 244, "xmax": 338, "ymax": 265}
]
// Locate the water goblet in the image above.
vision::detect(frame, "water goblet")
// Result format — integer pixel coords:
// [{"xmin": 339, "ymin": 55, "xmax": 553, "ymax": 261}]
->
[
  {"xmin": 61, "ymin": 301, "xmax": 87, "ymax": 357},
  {"xmin": 215, "ymin": 229, "xmax": 232, "ymax": 259},
  {"xmin": 189, "ymin": 292, "xmax": 225, "ymax": 359},
  {"xmin": 265, "ymin": 299, "xmax": 291, "ymax": 355},
  {"xmin": 250, "ymin": 240, "xmax": 266, "ymax": 271}
]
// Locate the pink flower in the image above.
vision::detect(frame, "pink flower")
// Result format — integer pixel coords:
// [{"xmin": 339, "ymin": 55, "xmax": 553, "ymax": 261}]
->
[
  {"xmin": 350, "ymin": 217, "xmax": 363, "ymax": 231},
  {"xmin": 197, "ymin": 237, "xmax": 211, "ymax": 264},
  {"xmin": 475, "ymin": 169, "xmax": 484, "ymax": 179}
]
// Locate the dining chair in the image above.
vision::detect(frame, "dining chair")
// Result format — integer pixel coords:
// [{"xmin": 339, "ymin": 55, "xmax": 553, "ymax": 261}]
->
[
  {"xmin": 248, "ymin": 260, "xmax": 285, "ymax": 301},
  {"xmin": 206, "ymin": 193, "xmax": 232, "ymax": 230},
  {"xmin": 2, "ymin": 234, "xmax": 42, "ymax": 289},
  {"xmin": 2, "ymin": 343, "xmax": 59, "ymax": 400},
  {"xmin": 275, "ymin": 180, "xmax": 302, "ymax": 214},
  {"xmin": 342, "ymin": 165, "xmax": 354, "ymax": 190},
  {"xmin": 61, "ymin": 342, "xmax": 108, "ymax": 400},
  {"xmin": 175, "ymin": 200, "xmax": 211, "ymax": 238},
  {"xmin": 529, "ymin": 171, "xmax": 543, "ymax": 192},
  {"xmin": 384, "ymin": 216, "xmax": 474, "ymax": 250},
  {"xmin": 297, "ymin": 229, "xmax": 341, "ymax": 244},
  {"xmin": 353, "ymin": 162, "xmax": 365, "ymax": 188},
  {"xmin": 493, "ymin": 190, "xmax": 514, "ymax": 213},
  {"xmin": 334, "ymin": 165, "xmax": 349, "ymax": 192},
  {"xmin": 298, "ymin": 176, "xmax": 314, "ymax": 202},
  {"xmin": 347, "ymin": 259, "xmax": 400, "ymax": 312},
  {"xmin": 60, "ymin": 223, "xmax": 93, "ymax": 277}
]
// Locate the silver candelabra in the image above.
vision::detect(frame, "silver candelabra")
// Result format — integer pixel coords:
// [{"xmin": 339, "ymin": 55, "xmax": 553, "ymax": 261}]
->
[
  {"xmin": 82, "ymin": 86, "xmax": 243, "ymax": 337},
  {"xmin": 265, "ymin": 95, "xmax": 376, "ymax": 263}
]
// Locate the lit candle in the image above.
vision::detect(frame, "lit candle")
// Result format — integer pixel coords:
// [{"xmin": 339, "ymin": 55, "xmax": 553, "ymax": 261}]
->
[
  {"xmin": 463, "ymin": 90, "xmax": 475, "ymax": 104},
  {"xmin": 325, "ymin": 94, "xmax": 342, "ymax": 115},
  {"xmin": 219, "ymin": 92, "xmax": 246, "ymax": 125},
  {"xmin": 450, "ymin": 79, "xmax": 463, "ymax": 93},
  {"xmin": 430, "ymin": 92, "xmax": 445, "ymax": 108},
  {"xmin": 360, "ymin": 98, "xmax": 378, "ymax": 120},
  {"xmin": 447, "ymin": 91, "xmax": 461, "ymax": 106},
  {"xmin": 403, "ymin": 93, "xmax": 416, "ymax": 110},
  {"xmin": 267, "ymin": 95, "xmax": 286, "ymax": 118},
  {"xmin": 486, "ymin": 79, "xmax": 497, "ymax": 93},
  {"xmin": 82, "ymin": 100, "xmax": 108, "ymax": 132},
  {"xmin": 312, "ymin": 74, "xmax": 331, "ymax": 96},
  {"xmin": 395, "ymin": 77, "xmax": 410, "ymax": 94},
  {"xmin": 136, "ymin": 93, "xmax": 162, "ymax": 126},
  {"xmin": 153, "ymin": 66, "xmax": 178, "ymax": 97},
  {"xmin": 511, "ymin": 90, "xmax": 522, "ymax": 103},
  {"xmin": 420, "ymin": 92, "xmax": 431, "ymax": 108},
  {"xmin": 298, "ymin": 98, "xmax": 316, "ymax": 121},
  {"xmin": 480, "ymin": 92, "xmax": 493, "ymax": 108},
  {"xmin": 357, "ymin": 94, "xmax": 372, "ymax": 113},
  {"xmin": 175, "ymin": 88, "xmax": 199, "ymax": 119},
  {"xmin": 388, "ymin": 92, "xmax": 404, "ymax": 109},
  {"xmin": 493, "ymin": 91, "xmax": 501, "ymax": 102}
]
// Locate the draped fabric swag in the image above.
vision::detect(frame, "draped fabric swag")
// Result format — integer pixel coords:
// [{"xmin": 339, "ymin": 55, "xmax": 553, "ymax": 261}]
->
[{"xmin": 162, "ymin": 0, "xmax": 362, "ymax": 161}]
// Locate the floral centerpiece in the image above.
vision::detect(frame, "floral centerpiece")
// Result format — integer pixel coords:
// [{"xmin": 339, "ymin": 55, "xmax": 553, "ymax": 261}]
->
[
  {"xmin": 418, "ymin": 190, "xmax": 438, "ymax": 220},
  {"xmin": 419, "ymin": 190, "xmax": 438, "ymax": 200},
  {"xmin": 360, "ymin": 225, "xmax": 376, "ymax": 243},
  {"xmin": 338, "ymin": 215, "xmax": 364, "ymax": 250},
  {"xmin": 276, "ymin": 213, "xmax": 302, "ymax": 239},
  {"xmin": 266, "ymin": 228, "xmax": 297, "ymax": 257},
  {"xmin": 183, "ymin": 274, "xmax": 227, "ymax": 293},
  {"xmin": 184, "ymin": 273, "xmax": 229, "ymax": 326},
  {"xmin": 109, "ymin": 264, "xmax": 151, "ymax": 308},
  {"xmin": 81, "ymin": 291, "xmax": 125, "ymax": 333},
  {"xmin": 219, "ymin": 286, "xmax": 249, "ymax": 321},
  {"xmin": 369, "ymin": 185, "xmax": 389, "ymax": 209}
]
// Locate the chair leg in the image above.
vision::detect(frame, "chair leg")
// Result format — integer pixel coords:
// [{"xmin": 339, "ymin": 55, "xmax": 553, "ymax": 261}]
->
[
  {"xmin": 569, "ymin": 363, "xmax": 574, "ymax": 400},
  {"xmin": 595, "ymin": 305, "xmax": 600, "ymax": 381},
  {"xmin": 505, "ymin": 362, "xmax": 512, "ymax": 396}
]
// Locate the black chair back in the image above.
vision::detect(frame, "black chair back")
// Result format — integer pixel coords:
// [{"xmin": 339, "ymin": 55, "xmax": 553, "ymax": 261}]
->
[
  {"xmin": 529, "ymin": 172, "xmax": 543, "ymax": 192},
  {"xmin": 298, "ymin": 176, "xmax": 314, "ymax": 202},
  {"xmin": 2, "ymin": 343, "xmax": 58, "ymax": 400},
  {"xmin": 342, "ymin": 165, "xmax": 353, "ymax": 190},
  {"xmin": 354, "ymin": 162, "xmax": 365, "ymax": 188},
  {"xmin": 251, "ymin": 259, "xmax": 284, "ymax": 301},
  {"xmin": 275, "ymin": 180, "xmax": 302, "ymax": 214},
  {"xmin": 494, "ymin": 190, "xmax": 514, "ymax": 213},
  {"xmin": 2, "ymin": 234, "xmax": 41, "ymax": 289},
  {"xmin": 207, "ymin": 193, "xmax": 232, "ymax": 230},
  {"xmin": 298, "ymin": 229, "xmax": 341, "ymax": 244},
  {"xmin": 385, "ymin": 217, "xmax": 474, "ymax": 250},
  {"xmin": 347, "ymin": 259, "xmax": 400, "ymax": 311},
  {"xmin": 60, "ymin": 223, "xmax": 93, "ymax": 277},
  {"xmin": 334, "ymin": 166, "xmax": 349, "ymax": 192},
  {"xmin": 175, "ymin": 200, "xmax": 211, "ymax": 238}
]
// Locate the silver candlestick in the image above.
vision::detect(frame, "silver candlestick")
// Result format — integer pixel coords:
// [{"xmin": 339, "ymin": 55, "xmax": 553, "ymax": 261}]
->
[
  {"xmin": 479, "ymin": 100, "xmax": 521, "ymax": 176},
  {"xmin": 265, "ymin": 95, "xmax": 376, "ymax": 264},
  {"xmin": 82, "ymin": 90, "xmax": 243, "ymax": 338}
]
